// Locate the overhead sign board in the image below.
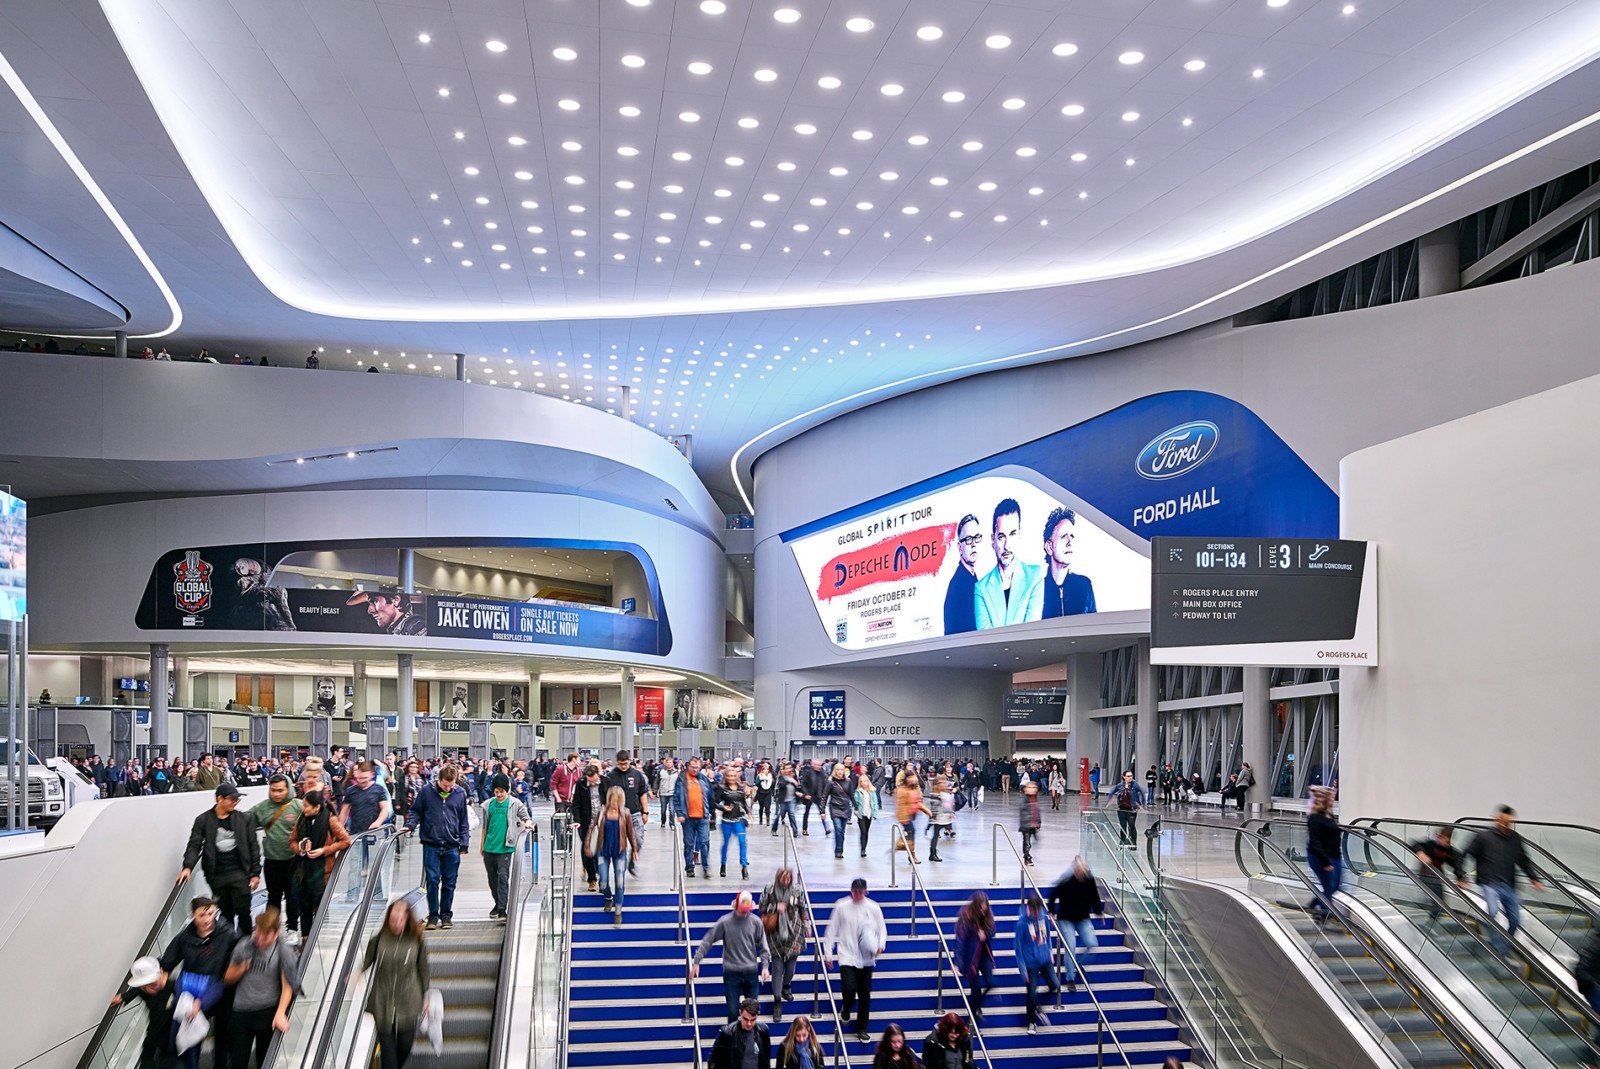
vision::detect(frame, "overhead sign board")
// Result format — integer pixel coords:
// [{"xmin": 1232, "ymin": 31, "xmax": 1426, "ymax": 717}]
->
[
  {"xmin": 1002, "ymin": 691, "xmax": 1070, "ymax": 732},
  {"xmin": 1150, "ymin": 537, "xmax": 1377, "ymax": 667}
]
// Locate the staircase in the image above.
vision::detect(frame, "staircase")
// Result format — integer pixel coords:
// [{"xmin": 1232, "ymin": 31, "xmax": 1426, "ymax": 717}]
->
[
  {"xmin": 567, "ymin": 884, "xmax": 1193, "ymax": 1068},
  {"xmin": 411, "ymin": 922, "xmax": 504, "ymax": 1069}
]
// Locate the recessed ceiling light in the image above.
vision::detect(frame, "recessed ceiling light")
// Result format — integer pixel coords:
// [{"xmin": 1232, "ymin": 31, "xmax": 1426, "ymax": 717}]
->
[
  {"xmin": 621, "ymin": 54, "xmax": 645, "ymax": 68},
  {"xmin": 1079, "ymin": 190, "xmax": 1089, "ymax": 199},
  {"xmin": 615, "ymin": 181, "xmax": 633, "ymax": 191},
  {"xmin": 463, "ymin": 165, "xmax": 480, "ymax": 175},
  {"xmin": 485, "ymin": 40, "xmax": 508, "ymax": 53},
  {"xmin": 553, "ymin": 47, "xmax": 577, "ymax": 61},
  {"xmin": 916, "ymin": 25, "xmax": 943, "ymax": 41},
  {"xmin": 1118, "ymin": 50, "xmax": 1145, "ymax": 65},
  {"xmin": 993, "ymin": 214, "xmax": 1007, "ymax": 223},
  {"xmin": 774, "ymin": 7, "xmax": 800, "ymax": 23},
  {"xmin": 514, "ymin": 169, "xmax": 533, "ymax": 180},
  {"xmin": 776, "ymin": 161, "xmax": 797, "ymax": 172},
  {"xmin": 1051, "ymin": 42, "xmax": 1079, "ymax": 57},
  {"xmin": 985, "ymin": 34, "xmax": 1012, "ymax": 49},
  {"xmin": 1002, "ymin": 97, "xmax": 1026, "ymax": 110},
  {"xmin": 461, "ymin": 259, "xmax": 473, "ymax": 267},
  {"xmin": 947, "ymin": 210, "xmax": 964, "ymax": 219},
  {"xmin": 437, "ymin": 87, "xmax": 450, "ymax": 97},
  {"xmin": 679, "ymin": 110, "xmax": 701, "ymax": 123},
  {"xmin": 1268, "ymin": 0, "xmax": 1289, "ymax": 6},
  {"xmin": 880, "ymin": 83, "xmax": 904, "ymax": 96},
  {"xmin": 817, "ymin": 75, "xmax": 842, "ymax": 89},
  {"xmin": 1184, "ymin": 59, "xmax": 1207, "ymax": 72},
  {"xmin": 564, "ymin": 175, "xmax": 585, "ymax": 184},
  {"xmin": 1070, "ymin": 151, "xmax": 1087, "ymax": 162},
  {"xmin": 900, "ymin": 205, "xmax": 919, "ymax": 215},
  {"xmin": 961, "ymin": 140, "xmax": 982, "ymax": 151},
  {"xmin": 1014, "ymin": 146, "xmax": 1036, "ymax": 157},
  {"xmin": 928, "ymin": 176, "xmax": 948, "ymax": 186},
  {"xmin": 671, "ymin": 151, "xmax": 691, "ymax": 161},
  {"xmin": 1252, "ymin": 67, "xmax": 1266, "ymax": 78},
  {"xmin": 738, "ymin": 117, "xmax": 760, "ymax": 128},
  {"xmin": 828, "ymin": 166, "xmax": 849, "ymax": 176},
  {"xmin": 1125, "ymin": 157, "xmax": 1136, "ymax": 166},
  {"xmin": 907, "ymin": 134, "xmax": 929, "ymax": 147},
  {"xmin": 978, "ymin": 180, "xmax": 997, "ymax": 191},
  {"xmin": 750, "ymin": 219, "xmax": 767, "ymax": 228},
  {"xmin": 558, "ymin": 98, "xmax": 580, "ymax": 111},
  {"xmin": 808, "ymin": 196, "xmax": 828, "ymax": 206},
  {"xmin": 617, "ymin": 146, "xmax": 639, "ymax": 157},
  {"xmin": 453, "ymin": 129, "xmax": 465, "ymax": 140},
  {"xmin": 506, "ymin": 136, "xmax": 527, "ymax": 147},
  {"xmin": 754, "ymin": 68, "xmax": 778, "ymax": 82},
  {"xmin": 855, "ymin": 201, "xmax": 873, "ymax": 210},
  {"xmin": 1028, "ymin": 186, "xmax": 1044, "ymax": 195},
  {"xmin": 498, "ymin": 92, "xmax": 517, "ymax": 104},
  {"xmin": 942, "ymin": 90, "xmax": 966, "ymax": 103},
  {"xmin": 561, "ymin": 140, "xmax": 581, "ymax": 150},
  {"xmin": 417, "ymin": 33, "xmax": 431, "ymax": 44},
  {"xmin": 1342, "ymin": 3, "xmax": 1356, "ymax": 12},
  {"xmin": 851, "ymin": 129, "xmax": 873, "ymax": 141},
  {"xmin": 618, "ymin": 105, "xmax": 641, "ymax": 118},
  {"xmin": 1182, "ymin": 116, "xmax": 1194, "ymax": 127},
  {"xmin": 792, "ymin": 223, "xmax": 810, "ymax": 232},
  {"xmin": 725, "ymin": 155, "xmax": 745, "ymax": 166},
  {"xmin": 1061, "ymin": 103, "xmax": 1086, "ymax": 117},
  {"xmin": 626, "ymin": 0, "xmax": 651, "ymax": 6},
  {"xmin": 700, "ymin": 0, "xmax": 727, "ymax": 12},
  {"xmin": 794, "ymin": 123, "xmax": 817, "ymax": 135},
  {"xmin": 845, "ymin": 17, "xmax": 874, "ymax": 32},
  {"xmin": 687, "ymin": 60, "xmax": 713, "ymax": 75}
]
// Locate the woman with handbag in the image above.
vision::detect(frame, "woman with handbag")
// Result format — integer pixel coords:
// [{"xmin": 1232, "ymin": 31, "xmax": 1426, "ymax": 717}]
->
[
  {"xmin": 588, "ymin": 786, "xmax": 637, "ymax": 925},
  {"xmin": 854, "ymin": 774, "xmax": 880, "ymax": 858},
  {"xmin": 760, "ymin": 867, "xmax": 812, "ymax": 1022},
  {"xmin": 290, "ymin": 790, "xmax": 351, "ymax": 941}
]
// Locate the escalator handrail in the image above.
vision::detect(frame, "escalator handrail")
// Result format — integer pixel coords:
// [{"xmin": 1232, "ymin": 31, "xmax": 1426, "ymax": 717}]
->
[
  {"xmin": 1347, "ymin": 824, "xmax": 1600, "ymax": 1044},
  {"xmin": 257, "ymin": 825, "xmax": 392, "ymax": 1069},
  {"xmin": 307, "ymin": 826, "xmax": 413, "ymax": 1069},
  {"xmin": 889, "ymin": 822, "xmax": 995, "ymax": 1069},
  {"xmin": 488, "ymin": 824, "xmax": 535, "ymax": 1069},
  {"xmin": 671, "ymin": 820, "xmax": 705, "ymax": 1069},
  {"xmin": 1453, "ymin": 816, "xmax": 1600, "ymax": 838},
  {"xmin": 777, "ymin": 823, "xmax": 852, "ymax": 1069},
  {"xmin": 1354, "ymin": 816, "xmax": 1600, "ymax": 922},
  {"xmin": 1155, "ymin": 815, "xmax": 1488, "ymax": 1069},
  {"xmin": 992, "ymin": 822, "xmax": 1132, "ymax": 1069},
  {"xmin": 1080, "ymin": 812, "xmax": 1296, "ymax": 1069}
]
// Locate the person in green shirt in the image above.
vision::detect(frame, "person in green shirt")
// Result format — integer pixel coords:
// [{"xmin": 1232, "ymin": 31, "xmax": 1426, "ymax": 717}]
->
[
  {"xmin": 482, "ymin": 774, "xmax": 533, "ymax": 920},
  {"xmin": 251, "ymin": 775, "xmax": 306, "ymax": 943}
]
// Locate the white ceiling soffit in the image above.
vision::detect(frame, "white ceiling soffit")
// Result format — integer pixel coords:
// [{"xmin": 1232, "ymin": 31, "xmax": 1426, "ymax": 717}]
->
[{"xmin": 96, "ymin": 0, "xmax": 1600, "ymax": 324}]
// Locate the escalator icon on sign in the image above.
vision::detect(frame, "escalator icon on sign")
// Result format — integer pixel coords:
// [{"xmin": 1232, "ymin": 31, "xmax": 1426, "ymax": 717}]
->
[{"xmin": 1309, "ymin": 544, "xmax": 1330, "ymax": 562}]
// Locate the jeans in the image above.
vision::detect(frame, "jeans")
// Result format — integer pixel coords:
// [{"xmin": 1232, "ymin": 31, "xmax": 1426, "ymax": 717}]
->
[
  {"xmin": 483, "ymin": 850, "xmax": 512, "ymax": 913},
  {"xmin": 228, "ymin": 1006, "xmax": 275, "ymax": 1069},
  {"xmin": 630, "ymin": 811, "xmax": 645, "ymax": 858},
  {"xmin": 800, "ymin": 800, "xmax": 818, "ymax": 833},
  {"xmin": 1117, "ymin": 809, "xmax": 1138, "ymax": 845},
  {"xmin": 421, "ymin": 844, "xmax": 461, "ymax": 922},
  {"xmin": 1059, "ymin": 918, "xmax": 1100, "ymax": 980},
  {"xmin": 857, "ymin": 816, "xmax": 873, "ymax": 854},
  {"xmin": 375, "ymin": 1025, "xmax": 416, "ymax": 1069},
  {"xmin": 840, "ymin": 965, "xmax": 874, "ymax": 1032},
  {"xmin": 262, "ymin": 857, "xmax": 298, "ymax": 931},
  {"xmin": 682, "ymin": 817, "xmax": 710, "ymax": 870},
  {"xmin": 723, "ymin": 967, "xmax": 760, "ymax": 1021},
  {"xmin": 831, "ymin": 815, "xmax": 848, "ymax": 855},
  {"xmin": 771, "ymin": 800, "xmax": 799, "ymax": 836},
  {"xmin": 660, "ymin": 796, "xmax": 673, "ymax": 825},
  {"xmin": 1022, "ymin": 961, "xmax": 1060, "ymax": 1024},
  {"xmin": 1481, "ymin": 881, "xmax": 1522, "ymax": 954},
  {"xmin": 1309, "ymin": 856, "xmax": 1343, "ymax": 919},
  {"xmin": 720, "ymin": 819, "xmax": 748, "ymax": 867},
  {"xmin": 598, "ymin": 853, "xmax": 627, "ymax": 907}
]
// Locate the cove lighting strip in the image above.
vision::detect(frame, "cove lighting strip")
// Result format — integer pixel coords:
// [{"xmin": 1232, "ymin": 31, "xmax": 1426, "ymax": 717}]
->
[
  {"xmin": 0, "ymin": 48, "xmax": 182, "ymax": 338},
  {"xmin": 729, "ymin": 104, "xmax": 1600, "ymax": 514},
  {"xmin": 266, "ymin": 446, "xmax": 399, "ymax": 467}
]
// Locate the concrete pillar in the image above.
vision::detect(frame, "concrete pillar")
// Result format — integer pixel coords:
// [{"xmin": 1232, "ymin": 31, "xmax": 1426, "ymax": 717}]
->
[
  {"xmin": 1065, "ymin": 652, "xmax": 1103, "ymax": 790},
  {"xmin": 619, "ymin": 385, "xmax": 633, "ymax": 421},
  {"xmin": 621, "ymin": 669, "xmax": 636, "ymax": 754},
  {"xmin": 149, "ymin": 644, "xmax": 170, "ymax": 756},
  {"xmin": 527, "ymin": 667, "xmax": 542, "ymax": 723},
  {"xmin": 398, "ymin": 548, "xmax": 415, "ymax": 593},
  {"xmin": 352, "ymin": 660, "xmax": 368, "ymax": 721},
  {"xmin": 1134, "ymin": 639, "xmax": 1158, "ymax": 779},
  {"xmin": 1418, "ymin": 225, "xmax": 1460, "ymax": 298},
  {"xmin": 173, "ymin": 656, "xmax": 192, "ymax": 708},
  {"xmin": 455, "ymin": 353, "xmax": 466, "ymax": 382},
  {"xmin": 98, "ymin": 656, "xmax": 115, "ymax": 706},
  {"xmin": 397, "ymin": 654, "xmax": 415, "ymax": 754},
  {"xmin": 1242, "ymin": 667, "xmax": 1272, "ymax": 803},
  {"xmin": 114, "ymin": 330, "xmax": 128, "ymax": 359}
]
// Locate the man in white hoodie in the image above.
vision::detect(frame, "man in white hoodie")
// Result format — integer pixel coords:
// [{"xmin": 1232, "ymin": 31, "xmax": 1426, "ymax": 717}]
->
[{"xmin": 824, "ymin": 877, "xmax": 888, "ymax": 1044}]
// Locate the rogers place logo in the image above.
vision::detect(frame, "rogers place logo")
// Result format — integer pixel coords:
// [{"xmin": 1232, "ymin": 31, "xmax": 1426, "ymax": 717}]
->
[{"xmin": 1136, "ymin": 421, "xmax": 1220, "ymax": 481}]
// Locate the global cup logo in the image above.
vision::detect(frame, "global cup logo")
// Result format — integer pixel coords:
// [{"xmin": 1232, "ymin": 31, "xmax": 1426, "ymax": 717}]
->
[{"xmin": 173, "ymin": 550, "xmax": 214, "ymax": 614}]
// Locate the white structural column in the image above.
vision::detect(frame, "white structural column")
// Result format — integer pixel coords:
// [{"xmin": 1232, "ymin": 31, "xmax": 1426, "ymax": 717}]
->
[
  {"xmin": 1418, "ymin": 225, "xmax": 1461, "ymax": 298},
  {"xmin": 1065, "ymin": 651, "xmax": 1103, "ymax": 789},
  {"xmin": 149, "ymin": 644, "xmax": 169, "ymax": 756},
  {"xmin": 526, "ymin": 666, "xmax": 542, "ymax": 723},
  {"xmin": 1241, "ymin": 667, "xmax": 1272, "ymax": 808},
  {"xmin": 1134, "ymin": 639, "xmax": 1158, "ymax": 780},
  {"xmin": 621, "ymin": 670, "xmax": 636, "ymax": 754},
  {"xmin": 173, "ymin": 656, "xmax": 192, "ymax": 708},
  {"xmin": 352, "ymin": 660, "xmax": 368, "ymax": 721},
  {"xmin": 397, "ymin": 654, "xmax": 415, "ymax": 753}
]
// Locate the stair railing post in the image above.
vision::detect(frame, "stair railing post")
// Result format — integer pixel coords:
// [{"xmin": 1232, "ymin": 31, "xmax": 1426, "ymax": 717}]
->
[
  {"xmin": 936, "ymin": 954, "xmax": 945, "ymax": 1013},
  {"xmin": 991, "ymin": 822, "xmax": 998, "ymax": 886},
  {"xmin": 1097, "ymin": 1016, "xmax": 1104, "ymax": 1068}
]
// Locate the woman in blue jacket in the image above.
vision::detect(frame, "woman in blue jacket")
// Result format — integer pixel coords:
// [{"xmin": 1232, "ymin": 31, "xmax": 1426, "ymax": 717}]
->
[{"xmin": 1012, "ymin": 893, "xmax": 1060, "ymax": 1035}]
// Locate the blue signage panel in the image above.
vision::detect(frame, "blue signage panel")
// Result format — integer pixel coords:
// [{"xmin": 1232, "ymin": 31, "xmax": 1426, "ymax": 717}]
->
[
  {"xmin": 0, "ymin": 491, "xmax": 23, "ymax": 623},
  {"xmin": 809, "ymin": 690, "xmax": 846, "ymax": 737},
  {"xmin": 621, "ymin": 597, "xmax": 636, "ymax": 614}
]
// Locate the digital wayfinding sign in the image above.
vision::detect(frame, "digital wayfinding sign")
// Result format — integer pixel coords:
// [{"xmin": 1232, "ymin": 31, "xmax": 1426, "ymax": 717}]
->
[
  {"xmin": 0, "ymin": 491, "xmax": 24, "ymax": 623},
  {"xmin": 1002, "ymin": 691, "xmax": 1069, "ymax": 732},
  {"xmin": 1150, "ymin": 537, "xmax": 1377, "ymax": 667}
]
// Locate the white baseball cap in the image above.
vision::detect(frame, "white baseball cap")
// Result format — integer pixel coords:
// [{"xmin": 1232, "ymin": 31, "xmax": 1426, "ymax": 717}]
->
[{"xmin": 128, "ymin": 956, "xmax": 162, "ymax": 987}]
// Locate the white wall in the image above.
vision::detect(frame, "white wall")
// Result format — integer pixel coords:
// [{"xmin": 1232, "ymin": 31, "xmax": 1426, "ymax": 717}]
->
[{"xmin": 1340, "ymin": 372, "xmax": 1600, "ymax": 825}]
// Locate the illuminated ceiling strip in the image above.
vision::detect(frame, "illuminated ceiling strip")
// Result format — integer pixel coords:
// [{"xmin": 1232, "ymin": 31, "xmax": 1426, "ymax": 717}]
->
[
  {"xmin": 730, "ymin": 106, "xmax": 1600, "ymax": 515},
  {"xmin": 98, "ymin": 1, "xmax": 1600, "ymax": 323},
  {"xmin": 0, "ymin": 49, "xmax": 182, "ymax": 338}
]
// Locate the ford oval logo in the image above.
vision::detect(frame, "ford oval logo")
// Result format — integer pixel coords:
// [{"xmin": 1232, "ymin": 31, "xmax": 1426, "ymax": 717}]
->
[{"xmin": 1135, "ymin": 421, "xmax": 1219, "ymax": 481}]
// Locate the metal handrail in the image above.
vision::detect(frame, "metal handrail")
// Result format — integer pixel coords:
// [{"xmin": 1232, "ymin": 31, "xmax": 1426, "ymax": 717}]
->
[
  {"xmin": 777, "ymin": 822, "xmax": 850, "ymax": 1066},
  {"xmin": 1079, "ymin": 811, "xmax": 1297, "ymax": 1069},
  {"xmin": 888, "ymin": 821, "xmax": 995, "ymax": 1069},
  {"xmin": 488, "ymin": 823, "xmax": 537, "ymax": 1069},
  {"xmin": 672, "ymin": 820, "xmax": 706, "ymax": 1069},
  {"xmin": 990, "ymin": 823, "xmax": 1134, "ymax": 1069},
  {"xmin": 557, "ymin": 815, "xmax": 578, "ymax": 1069},
  {"xmin": 307, "ymin": 826, "xmax": 412, "ymax": 1069}
]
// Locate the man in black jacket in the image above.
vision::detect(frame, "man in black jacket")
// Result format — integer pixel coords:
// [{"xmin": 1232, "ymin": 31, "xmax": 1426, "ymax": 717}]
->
[
  {"xmin": 1464, "ymin": 805, "xmax": 1544, "ymax": 954},
  {"xmin": 1047, "ymin": 857, "xmax": 1103, "ymax": 991},
  {"xmin": 797, "ymin": 759, "xmax": 826, "ymax": 836},
  {"xmin": 708, "ymin": 997, "xmax": 771, "ymax": 1069},
  {"xmin": 602, "ymin": 750, "xmax": 653, "ymax": 877},
  {"xmin": 158, "ymin": 897, "xmax": 241, "ymax": 1069},
  {"xmin": 569, "ymin": 763, "xmax": 605, "ymax": 892},
  {"xmin": 179, "ymin": 784, "xmax": 261, "ymax": 937}
]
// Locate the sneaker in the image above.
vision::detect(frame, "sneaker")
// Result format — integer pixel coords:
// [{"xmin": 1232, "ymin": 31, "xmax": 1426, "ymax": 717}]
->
[
  {"xmin": 587, "ymin": 878, "xmax": 598, "ymax": 891},
  {"xmin": 441, "ymin": 919, "xmax": 454, "ymax": 930},
  {"xmin": 1027, "ymin": 1024, "xmax": 1037, "ymax": 1036},
  {"xmin": 856, "ymin": 1032, "xmax": 871, "ymax": 1044},
  {"xmin": 772, "ymin": 1009, "xmax": 782, "ymax": 1024},
  {"xmin": 602, "ymin": 898, "xmax": 613, "ymax": 911},
  {"xmin": 685, "ymin": 865, "xmax": 695, "ymax": 877},
  {"xmin": 702, "ymin": 867, "xmax": 711, "ymax": 879},
  {"xmin": 283, "ymin": 930, "xmax": 301, "ymax": 948},
  {"xmin": 613, "ymin": 908, "xmax": 623, "ymax": 928},
  {"xmin": 424, "ymin": 918, "xmax": 439, "ymax": 931}
]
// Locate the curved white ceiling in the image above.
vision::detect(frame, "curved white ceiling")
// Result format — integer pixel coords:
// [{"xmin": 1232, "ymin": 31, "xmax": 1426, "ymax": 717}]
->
[{"xmin": 99, "ymin": 0, "xmax": 1600, "ymax": 322}]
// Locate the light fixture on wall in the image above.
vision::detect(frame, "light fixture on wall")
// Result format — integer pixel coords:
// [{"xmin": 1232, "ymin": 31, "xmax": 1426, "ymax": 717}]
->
[{"xmin": 268, "ymin": 446, "xmax": 400, "ymax": 467}]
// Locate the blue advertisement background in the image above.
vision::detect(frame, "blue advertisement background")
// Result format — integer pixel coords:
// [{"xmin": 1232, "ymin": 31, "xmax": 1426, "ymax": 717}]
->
[{"xmin": 808, "ymin": 690, "xmax": 847, "ymax": 736}]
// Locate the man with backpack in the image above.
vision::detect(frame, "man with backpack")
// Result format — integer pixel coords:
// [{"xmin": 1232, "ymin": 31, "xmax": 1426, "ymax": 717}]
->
[{"xmin": 1104, "ymin": 770, "xmax": 1146, "ymax": 847}]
